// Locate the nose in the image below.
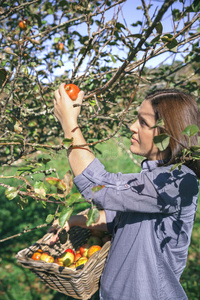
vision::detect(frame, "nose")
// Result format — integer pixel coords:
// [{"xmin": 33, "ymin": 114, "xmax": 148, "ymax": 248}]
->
[{"xmin": 130, "ymin": 119, "xmax": 138, "ymax": 133}]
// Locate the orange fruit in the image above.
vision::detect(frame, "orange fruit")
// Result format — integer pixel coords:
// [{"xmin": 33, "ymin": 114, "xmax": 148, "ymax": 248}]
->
[
  {"xmin": 64, "ymin": 83, "xmax": 80, "ymax": 101},
  {"xmin": 87, "ymin": 245, "xmax": 101, "ymax": 258}
]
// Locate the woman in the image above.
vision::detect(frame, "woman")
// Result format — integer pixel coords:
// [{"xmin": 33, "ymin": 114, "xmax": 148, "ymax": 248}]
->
[{"xmin": 50, "ymin": 85, "xmax": 200, "ymax": 300}]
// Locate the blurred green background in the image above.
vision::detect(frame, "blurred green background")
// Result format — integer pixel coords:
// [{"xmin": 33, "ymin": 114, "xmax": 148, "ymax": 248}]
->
[{"xmin": 0, "ymin": 138, "xmax": 199, "ymax": 300}]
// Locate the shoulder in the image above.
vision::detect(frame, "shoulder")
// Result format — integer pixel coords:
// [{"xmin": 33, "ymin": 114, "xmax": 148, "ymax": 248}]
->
[{"xmin": 146, "ymin": 163, "xmax": 199, "ymax": 196}]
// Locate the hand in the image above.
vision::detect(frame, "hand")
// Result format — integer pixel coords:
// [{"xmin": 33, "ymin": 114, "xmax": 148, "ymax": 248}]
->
[
  {"xmin": 47, "ymin": 218, "xmax": 70, "ymax": 245},
  {"xmin": 54, "ymin": 83, "xmax": 84, "ymax": 137}
]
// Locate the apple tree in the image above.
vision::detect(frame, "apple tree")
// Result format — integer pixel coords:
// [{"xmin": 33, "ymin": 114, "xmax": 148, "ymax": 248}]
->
[{"xmin": 0, "ymin": 0, "xmax": 200, "ymax": 240}]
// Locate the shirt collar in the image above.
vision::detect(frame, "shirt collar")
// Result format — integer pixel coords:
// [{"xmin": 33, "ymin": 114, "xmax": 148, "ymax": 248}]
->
[{"xmin": 141, "ymin": 159, "xmax": 167, "ymax": 172}]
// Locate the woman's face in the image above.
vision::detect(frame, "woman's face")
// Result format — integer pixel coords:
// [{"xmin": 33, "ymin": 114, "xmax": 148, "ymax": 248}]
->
[{"xmin": 130, "ymin": 100, "xmax": 160, "ymax": 160}]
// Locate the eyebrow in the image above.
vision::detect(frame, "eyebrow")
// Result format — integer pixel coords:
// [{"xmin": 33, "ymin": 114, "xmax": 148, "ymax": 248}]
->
[{"xmin": 138, "ymin": 111, "xmax": 155, "ymax": 120}]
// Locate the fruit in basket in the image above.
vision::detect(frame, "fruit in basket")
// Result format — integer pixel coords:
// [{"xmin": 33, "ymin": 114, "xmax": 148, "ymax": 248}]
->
[
  {"xmin": 31, "ymin": 250, "xmax": 43, "ymax": 260},
  {"xmin": 54, "ymin": 257, "xmax": 64, "ymax": 266},
  {"xmin": 40, "ymin": 252, "xmax": 54, "ymax": 263},
  {"xmin": 75, "ymin": 256, "xmax": 88, "ymax": 268},
  {"xmin": 64, "ymin": 248, "xmax": 75, "ymax": 257},
  {"xmin": 87, "ymin": 236, "xmax": 102, "ymax": 247},
  {"xmin": 68, "ymin": 263, "xmax": 76, "ymax": 269},
  {"xmin": 87, "ymin": 245, "xmax": 101, "ymax": 258},
  {"xmin": 64, "ymin": 83, "xmax": 80, "ymax": 101},
  {"xmin": 74, "ymin": 252, "xmax": 82, "ymax": 262},
  {"xmin": 79, "ymin": 244, "xmax": 90, "ymax": 257},
  {"xmin": 59, "ymin": 252, "xmax": 75, "ymax": 267}
]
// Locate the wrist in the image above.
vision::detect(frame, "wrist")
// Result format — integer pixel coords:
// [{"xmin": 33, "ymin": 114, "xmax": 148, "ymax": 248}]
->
[
  {"xmin": 68, "ymin": 214, "xmax": 87, "ymax": 228},
  {"xmin": 63, "ymin": 123, "xmax": 79, "ymax": 139}
]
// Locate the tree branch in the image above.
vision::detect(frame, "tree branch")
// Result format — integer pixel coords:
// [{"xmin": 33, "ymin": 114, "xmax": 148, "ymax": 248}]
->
[
  {"xmin": 84, "ymin": 0, "xmax": 175, "ymax": 100},
  {"xmin": 0, "ymin": 223, "xmax": 48, "ymax": 243}
]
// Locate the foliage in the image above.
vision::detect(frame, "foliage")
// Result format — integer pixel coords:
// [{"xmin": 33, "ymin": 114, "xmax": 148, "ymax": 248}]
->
[
  {"xmin": 0, "ymin": 139, "xmax": 199, "ymax": 299},
  {"xmin": 0, "ymin": 0, "xmax": 200, "ymax": 280}
]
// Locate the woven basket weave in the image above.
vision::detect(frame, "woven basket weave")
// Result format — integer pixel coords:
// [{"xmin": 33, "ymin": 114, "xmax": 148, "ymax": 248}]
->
[{"xmin": 16, "ymin": 225, "xmax": 111, "ymax": 299}]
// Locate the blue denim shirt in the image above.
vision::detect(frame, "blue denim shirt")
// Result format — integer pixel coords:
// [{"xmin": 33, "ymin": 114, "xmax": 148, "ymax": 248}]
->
[{"xmin": 74, "ymin": 158, "xmax": 199, "ymax": 300}]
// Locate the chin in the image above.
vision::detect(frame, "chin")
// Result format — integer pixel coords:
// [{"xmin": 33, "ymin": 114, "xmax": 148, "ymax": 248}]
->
[{"xmin": 130, "ymin": 145, "xmax": 139, "ymax": 155}]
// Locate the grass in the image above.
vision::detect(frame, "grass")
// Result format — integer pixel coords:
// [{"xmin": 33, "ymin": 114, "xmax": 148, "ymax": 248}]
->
[{"xmin": 0, "ymin": 137, "xmax": 199, "ymax": 300}]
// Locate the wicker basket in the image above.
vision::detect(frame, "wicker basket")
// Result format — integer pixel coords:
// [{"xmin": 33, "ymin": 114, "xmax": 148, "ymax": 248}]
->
[{"xmin": 16, "ymin": 225, "xmax": 111, "ymax": 299}]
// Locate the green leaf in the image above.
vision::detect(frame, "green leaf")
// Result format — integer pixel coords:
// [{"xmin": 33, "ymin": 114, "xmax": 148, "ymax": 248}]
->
[
  {"xmin": 182, "ymin": 125, "xmax": 199, "ymax": 137},
  {"xmin": 34, "ymin": 181, "xmax": 47, "ymax": 199},
  {"xmin": 91, "ymin": 185, "xmax": 105, "ymax": 193},
  {"xmin": 150, "ymin": 35, "xmax": 161, "ymax": 45},
  {"xmin": 161, "ymin": 34, "xmax": 173, "ymax": 42},
  {"xmin": 17, "ymin": 166, "xmax": 37, "ymax": 175},
  {"xmin": 45, "ymin": 177, "xmax": 66, "ymax": 191},
  {"xmin": 86, "ymin": 208, "xmax": 100, "ymax": 227},
  {"xmin": 161, "ymin": 34, "xmax": 178, "ymax": 52},
  {"xmin": 66, "ymin": 193, "xmax": 83, "ymax": 205},
  {"xmin": 166, "ymin": 38, "xmax": 178, "ymax": 52},
  {"xmin": 153, "ymin": 134, "xmax": 170, "ymax": 151},
  {"xmin": 62, "ymin": 138, "xmax": 73, "ymax": 149},
  {"xmin": 191, "ymin": 0, "xmax": 200, "ymax": 12},
  {"xmin": 35, "ymin": 147, "xmax": 50, "ymax": 154},
  {"xmin": 89, "ymin": 99, "xmax": 96, "ymax": 106},
  {"xmin": 39, "ymin": 158, "xmax": 51, "ymax": 165},
  {"xmin": 155, "ymin": 22, "xmax": 163, "ymax": 34},
  {"xmin": 46, "ymin": 214, "xmax": 54, "ymax": 224},
  {"xmin": 127, "ymin": 33, "xmax": 142, "ymax": 39},
  {"xmin": 45, "ymin": 177, "xmax": 59, "ymax": 186},
  {"xmin": 0, "ymin": 67, "xmax": 8, "ymax": 88},
  {"xmin": 170, "ymin": 162, "xmax": 183, "ymax": 172},
  {"xmin": 57, "ymin": 60, "xmax": 64, "ymax": 67},
  {"xmin": 191, "ymin": 146, "xmax": 200, "ymax": 152},
  {"xmin": 59, "ymin": 206, "xmax": 73, "ymax": 228},
  {"xmin": 151, "ymin": 119, "xmax": 164, "ymax": 129},
  {"xmin": 57, "ymin": 179, "xmax": 67, "ymax": 191},
  {"xmin": 109, "ymin": 54, "xmax": 116, "ymax": 63},
  {"xmin": 5, "ymin": 187, "xmax": 18, "ymax": 200},
  {"xmin": 54, "ymin": 37, "xmax": 60, "ymax": 43}
]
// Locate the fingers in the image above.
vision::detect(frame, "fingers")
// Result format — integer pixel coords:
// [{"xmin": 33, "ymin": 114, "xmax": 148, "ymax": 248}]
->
[
  {"xmin": 76, "ymin": 90, "xmax": 84, "ymax": 105},
  {"xmin": 54, "ymin": 89, "xmax": 60, "ymax": 102},
  {"xmin": 48, "ymin": 227, "xmax": 62, "ymax": 245}
]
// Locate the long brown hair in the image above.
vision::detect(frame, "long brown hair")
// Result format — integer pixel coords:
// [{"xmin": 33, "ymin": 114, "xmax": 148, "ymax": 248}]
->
[{"xmin": 145, "ymin": 89, "xmax": 200, "ymax": 177}]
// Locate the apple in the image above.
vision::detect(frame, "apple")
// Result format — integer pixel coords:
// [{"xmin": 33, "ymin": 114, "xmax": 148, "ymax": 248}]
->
[
  {"xmin": 54, "ymin": 257, "xmax": 64, "ymax": 266},
  {"xmin": 87, "ymin": 245, "xmax": 101, "ymax": 258},
  {"xmin": 31, "ymin": 251, "xmax": 42, "ymax": 260},
  {"xmin": 87, "ymin": 236, "xmax": 102, "ymax": 247},
  {"xmin": 64, "ymin": 248, "xmax": 75, "ymax": 257},
  {"xmin": 68, "ymin": 263, "xmax": 76, "ymax": 269},
  {"xmin": 19, "ymin": 19, "xmax": 27, "ymax": 30},
  {"xmin": 75, "ymin": 256, "xmax": 88, "ymax": 268},
  {"xmin": 79, "ymin": 244, "xmax": 90, "ymax": 256},
  {"xmin": 57, "ymin": 42, "xmax": 64, "ymax": 50},
  {"xmin": 64, "ymin": 83, "xmax": 80, "ymax": 101},
  {"xmin": 19, "ymin": 19, "xmax": 30, "ymax": 30},
  {"xmin": 74, "ymin": 252, "xmax": 82, "ymax": 262},
  {"xmin": 59, "ymin": 252, "xmax": 75, "ymax": 267},
  {"xmin": 40, "ymin": 252, "xmax": 54, "ymax": 263}
]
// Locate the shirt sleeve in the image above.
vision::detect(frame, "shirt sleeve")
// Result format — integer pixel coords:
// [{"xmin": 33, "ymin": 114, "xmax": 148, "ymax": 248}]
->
[
  {"xmin": 104, "ymin": 210, "xmax": 117, "ymax": 234},
  {"xmin": 73, "ymin": 158, "xmax": 199, "ymax": 214}
]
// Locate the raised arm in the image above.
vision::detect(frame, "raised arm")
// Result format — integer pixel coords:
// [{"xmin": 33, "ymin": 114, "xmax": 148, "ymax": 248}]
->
[{"xmin": 54, "ymin": 83, "xmax": 95, "ymax": 176}]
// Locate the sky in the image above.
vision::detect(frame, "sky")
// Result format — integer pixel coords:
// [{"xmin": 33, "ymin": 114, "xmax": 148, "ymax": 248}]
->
[
  {"xmin": 103, "ymin": 0, "xmax": 193, "ymax": 67},
  {"xmin": 49, "ymin": 0, "xmax": 195, "ymax": 78}
]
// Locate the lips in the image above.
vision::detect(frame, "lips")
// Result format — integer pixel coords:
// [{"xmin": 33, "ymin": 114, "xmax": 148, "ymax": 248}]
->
[{"xmin": 131, "ymin": 137, "xmax": 139, "ymax": 144}]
